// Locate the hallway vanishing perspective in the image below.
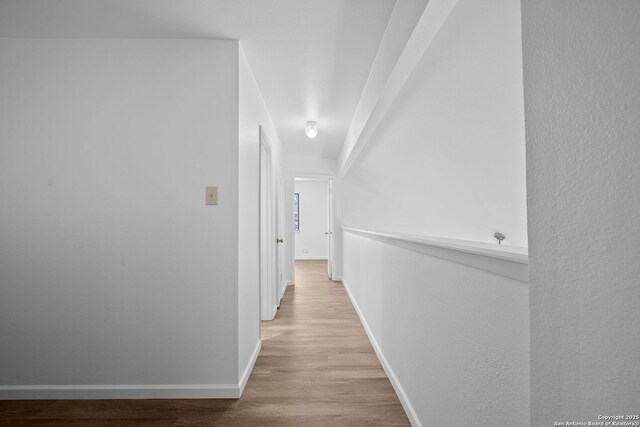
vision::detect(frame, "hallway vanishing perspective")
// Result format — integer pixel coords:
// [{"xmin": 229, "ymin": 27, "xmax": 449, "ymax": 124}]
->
[
  {"xmin": 246, "ymin": 260, "xmax": 410, "ymax": 426},
  {"xmin": 0, "ymin": 260, "xmax": 410, "ymax": 426}
]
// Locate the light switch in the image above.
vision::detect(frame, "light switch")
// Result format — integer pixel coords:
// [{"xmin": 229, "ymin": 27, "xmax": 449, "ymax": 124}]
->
[{"xmin": 206, "ymin": 186, "xmax": 218, "ymax": 205}]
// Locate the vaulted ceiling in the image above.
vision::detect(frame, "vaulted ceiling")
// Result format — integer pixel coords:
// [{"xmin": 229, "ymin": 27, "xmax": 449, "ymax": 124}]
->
[{"xmin": 0, "ymin": 0, "xmax": 428, "ymax": 159}]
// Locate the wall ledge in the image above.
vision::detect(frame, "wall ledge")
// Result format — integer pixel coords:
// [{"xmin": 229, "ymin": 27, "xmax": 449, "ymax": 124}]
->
[{"xmin": 342, "ymin": 227, "xmax": 529, "ymax": 282}]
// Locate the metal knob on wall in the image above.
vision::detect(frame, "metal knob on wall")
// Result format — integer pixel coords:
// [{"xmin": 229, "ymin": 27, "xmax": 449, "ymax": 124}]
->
[{"xmin": 494, "ymin": 232, "xmax": 506, "ymax": 245}]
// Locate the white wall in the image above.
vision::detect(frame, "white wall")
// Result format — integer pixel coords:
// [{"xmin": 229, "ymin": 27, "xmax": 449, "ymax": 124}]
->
[
  {"xmin": 238, "ymin": 42, "xmax": 293, "ymax": 328},
  {"xmin": 288, "ymin": 154, "xmax": 337, "ymax": 177},
  {"xmin": 238, "ymin": 47, "xmax": 268, "ymax": 380},
  {"xmin": 0, "ymin": 39, "xmax": 241, "ymax": 396},
  {"xmin": 294, "ymin": 180, "xmax": 328, "ymax": 260},
  {"xmin": 336, "ymin": 0, "xmax": 529, "ymax": 424},
  {"xmin": 238, "ymin": 44, "xmax": 291, "ymax": 374},
  {"xmin": 522, "ymin": 2, "xmax": 640, "ymax": 425},
  {"xmin": 342, "ymin": 232, "xmax": 529, "ymax": 426},
  {"xmin": 337, "ymin": 0, "xmax": 527, "ymax": 247}
]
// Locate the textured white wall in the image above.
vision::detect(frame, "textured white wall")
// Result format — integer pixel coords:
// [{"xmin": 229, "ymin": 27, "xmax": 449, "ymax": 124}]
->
[
  {"xmin": 342, "ymin": 232, "xmax": 530, "ymax": 426},
  {"xmin": 294, "ymin": 180, "xmax": 328, "ymax": 259},
  {"xmin": 0, "ymin": 39, "xmax": 240, "ymax": 390},
  {"xmin": 522, "ymin": 2, "xmax": 640, "ymax": 424},
  {"xmin": 336, "ymin": 0, "xmax": 527, "ymax": 247},
  {"xmin": 335, "ymin": 0, "xmax": 529, "ymax": 424}
]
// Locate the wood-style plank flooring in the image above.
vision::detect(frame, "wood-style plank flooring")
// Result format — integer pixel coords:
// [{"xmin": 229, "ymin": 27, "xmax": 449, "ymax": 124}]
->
[{"xmin": 0, "ymin": 260, "xmax": 410, "ymax": 426}]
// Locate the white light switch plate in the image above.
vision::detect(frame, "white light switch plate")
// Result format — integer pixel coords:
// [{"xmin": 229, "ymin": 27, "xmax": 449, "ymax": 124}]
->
[{"xmin": 206, "ymin": 186, "xmax": 218, "ymax": 205}]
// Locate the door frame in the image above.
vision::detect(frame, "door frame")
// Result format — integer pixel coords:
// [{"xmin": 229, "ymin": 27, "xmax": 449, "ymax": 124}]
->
[
  {"xmin": 259, "ymin": 127, "xmax": 279, "ymax": 321},
  {"xmin": 275, "ymin": 164, "xmax": 286, "ymax": 308},
  {"xmin": 291, "ymin": 173, "xmax": 337, "ymax": 280}
]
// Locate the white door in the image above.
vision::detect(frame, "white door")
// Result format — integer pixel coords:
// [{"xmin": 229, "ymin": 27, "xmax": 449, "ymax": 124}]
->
[
  {"xmin": 275, "ymin": 169, "xmax": 286, "ymax": 306},
  {"xmin": 259, "ymin": 127, "xmax": 278, "ymax": 320},
  {"xmin": 326, "ymin": 180, "xmax": 333, "ymax": 279}
]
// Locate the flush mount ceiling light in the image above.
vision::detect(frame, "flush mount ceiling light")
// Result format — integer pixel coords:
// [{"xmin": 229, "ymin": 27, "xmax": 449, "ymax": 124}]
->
[{"xmin": 305, "ymin": 121, "xmax": 319, "ymax": 139}]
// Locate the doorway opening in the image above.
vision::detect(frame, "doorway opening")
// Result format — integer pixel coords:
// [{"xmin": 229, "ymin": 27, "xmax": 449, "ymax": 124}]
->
[{"xmin": 293, "ymin": 176, "xmax": 335, "ymax": 281}]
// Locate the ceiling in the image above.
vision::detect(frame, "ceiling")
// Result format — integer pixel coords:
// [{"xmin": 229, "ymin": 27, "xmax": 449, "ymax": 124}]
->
[{"xmin": 0, "ymin": 0, "xmax": 421, "ymax": 159}]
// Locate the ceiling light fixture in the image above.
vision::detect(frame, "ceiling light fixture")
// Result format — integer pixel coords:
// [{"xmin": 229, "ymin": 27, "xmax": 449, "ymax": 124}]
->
[{"xmin": 305, "ymin": 121, "xmax": 318, "ymax": 139}]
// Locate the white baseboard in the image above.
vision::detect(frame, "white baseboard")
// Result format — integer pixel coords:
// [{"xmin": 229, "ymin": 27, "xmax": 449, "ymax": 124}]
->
[
  {"xmin": 0, "ymin": 383, "xmax": 239, "ymax": 400},
  {"xmin": 279, "ymin": 281, "xmax": 288, "ymax": 303},
  {"xmin": 294, "ymin": 256, "xmax": 328, "ymax": 260},
  {"xmin": 342, "ymin": 278, "xmax": 422, "ymax": 427},
  {"xmin": 238, "ymin": 339, "xmax": 261, "ymax": 397},
  {"xmin": 0, "ymin": 340, "xmax": 263, "ymax": 401}
]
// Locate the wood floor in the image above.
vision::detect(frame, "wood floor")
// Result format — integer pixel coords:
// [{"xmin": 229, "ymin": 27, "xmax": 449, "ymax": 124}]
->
[{"xmin": 0, "ymin": 260, "xmax": 410, "ymax": 426}]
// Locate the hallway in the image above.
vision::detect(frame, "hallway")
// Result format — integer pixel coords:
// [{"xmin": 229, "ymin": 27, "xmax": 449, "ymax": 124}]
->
[
  {"xmin": 0, "ymin": 261, "xmax": 410, "ymax": 426},
  {"xmin": 246, "ymin": 260, "xmax": 410, "ymax": 426}
]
